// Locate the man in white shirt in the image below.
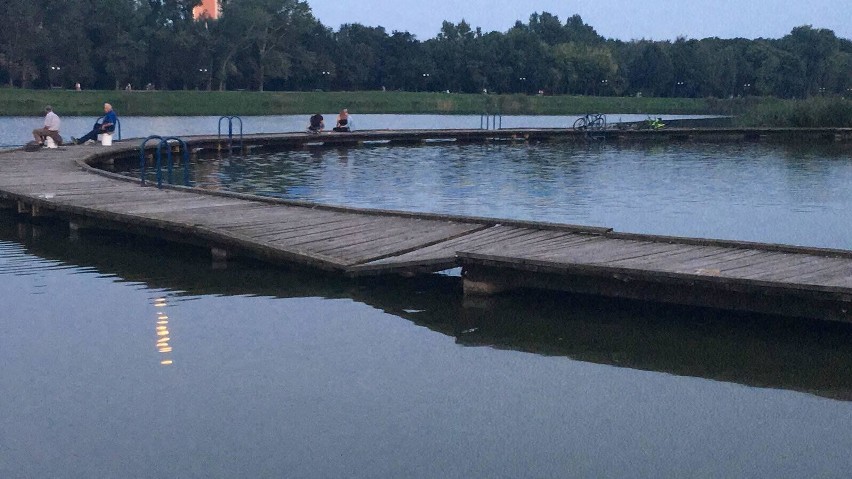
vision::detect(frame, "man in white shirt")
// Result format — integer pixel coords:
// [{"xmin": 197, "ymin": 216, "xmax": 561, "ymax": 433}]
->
[{"xmin": 32, "ymin": 105, "xmax": 63, "ymax": 146}]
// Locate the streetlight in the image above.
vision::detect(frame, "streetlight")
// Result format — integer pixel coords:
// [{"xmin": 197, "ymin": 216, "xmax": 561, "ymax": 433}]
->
[
  {"xmin": 422, "ymin": 73, "xmax": 430, "ymax": 92},
  {"xmin": 198, "ymin": 68, "xmax": 209, "ymax": 90},
  {"xmin": 743, "ymin": 83, "xmax": 751, "ymax": 96},
  {"xmin": 321, "ymin": 71, "xmax": 331, "ymax": 91},
  {"xmin": 600, "ymin": 79, "xmax": 608, "ymax": 96},
  {"xmin": 49, "ymin": 66, "xmax": 61, "ymax": 88}
]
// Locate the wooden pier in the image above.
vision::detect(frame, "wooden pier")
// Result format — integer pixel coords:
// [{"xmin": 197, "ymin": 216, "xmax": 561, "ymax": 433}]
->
[{"xmin": 1, "ymin": 128, "xmax": 851, "ymax": 322}]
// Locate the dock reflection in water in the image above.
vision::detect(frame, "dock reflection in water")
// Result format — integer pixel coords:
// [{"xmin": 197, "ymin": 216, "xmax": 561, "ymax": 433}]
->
[
  {"xmin": 4, "ymin": 212, "xmax": 851, "ymax": 402},
  {"xmin": 4, "ymin": 210, "xmax": 852, "ymax": 477}
]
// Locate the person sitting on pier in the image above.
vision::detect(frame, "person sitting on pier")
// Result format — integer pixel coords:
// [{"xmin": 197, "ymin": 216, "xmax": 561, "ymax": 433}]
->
[
  {"xmin": 333, "ymin": 109, "xmax": 350, "ymax": 132},
  {"xmin": 308, "ymin": 113, "xmax": 325, "ymax": 133},
  {"xmin": 32, "ymin": 105, "xmax": 63, "ymax": 147},
  {"xmin": 70, "ymin": 103, "xmax": 118, "ymax": 145}
]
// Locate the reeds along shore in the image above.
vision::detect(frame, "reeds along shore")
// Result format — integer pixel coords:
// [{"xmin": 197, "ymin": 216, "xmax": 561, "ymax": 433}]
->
[{"xmin": 1, "ymin": 89, "xmax": 850, "ymax": 127}]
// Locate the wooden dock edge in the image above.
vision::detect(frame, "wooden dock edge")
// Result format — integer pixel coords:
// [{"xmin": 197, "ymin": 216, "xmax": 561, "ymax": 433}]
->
[{"xmin": 458, "ymin": 252, "xmax": 852, "ymax": 322}]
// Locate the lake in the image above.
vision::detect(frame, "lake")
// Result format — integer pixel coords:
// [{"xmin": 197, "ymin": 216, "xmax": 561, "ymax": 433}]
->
[{"xmin": 2, "ymin": 116, "xmax": 852, "ymax": 478}]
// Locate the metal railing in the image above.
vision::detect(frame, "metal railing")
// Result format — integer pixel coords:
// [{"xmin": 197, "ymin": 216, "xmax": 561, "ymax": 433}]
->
[
  {"xmin": 217, "ymin": 116, "xmax": 243, "ymax": 153},
  {"xmin": 138, "ymin": 135, "xmax": 191, "ymax": 188},
  {"xmin": 480, "ymin": 112, "xmax": 502, "ymax": 130}
]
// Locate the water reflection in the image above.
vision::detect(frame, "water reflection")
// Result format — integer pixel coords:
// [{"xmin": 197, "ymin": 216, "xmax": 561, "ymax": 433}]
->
[
  {"xmin": 119, "ymin": 140, "xmax": 852, "ymax": 249},
  {"xmin": 154, "ymin": 297, "xmax": 174, "ymax": 365},
  {"xmin": 4, "ymin": 211, "xmax": 851, "ymax": 401}
]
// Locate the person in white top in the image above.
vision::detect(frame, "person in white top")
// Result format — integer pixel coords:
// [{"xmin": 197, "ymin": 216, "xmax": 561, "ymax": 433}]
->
[{"xmin": 32, "ymin": 105, "xmax": 63, "ymax": 146}]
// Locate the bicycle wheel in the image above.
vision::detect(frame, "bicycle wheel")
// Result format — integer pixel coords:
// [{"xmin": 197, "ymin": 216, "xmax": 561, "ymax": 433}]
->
[
  {"xmin": 590, "ymin": 116, "xmax": 606, "ymax": 130},
  {"xmin": 573, "ymin": 117, "xmax": 588, "ymax": 130}
]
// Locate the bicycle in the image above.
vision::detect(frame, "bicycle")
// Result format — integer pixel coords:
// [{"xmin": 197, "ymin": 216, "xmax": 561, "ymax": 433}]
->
[{"xmin": 573, "ymin": 113, "xmax": 607, "ymax": 131}]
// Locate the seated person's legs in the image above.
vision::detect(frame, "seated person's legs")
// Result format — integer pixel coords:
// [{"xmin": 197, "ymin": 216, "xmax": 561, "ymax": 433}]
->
[
  {"xmin": 33, "ymin": 128, "xmax": 50, "ymax": 144},
  {"xmin": 73, "ymin": 128, "xmax": 99, "ymax": 144}
]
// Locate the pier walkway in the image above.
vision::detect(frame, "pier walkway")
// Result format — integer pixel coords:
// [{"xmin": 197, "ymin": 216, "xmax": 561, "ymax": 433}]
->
[{"xmin": 1, "ymin": 129, "xmax": 851, "ymax": 321}]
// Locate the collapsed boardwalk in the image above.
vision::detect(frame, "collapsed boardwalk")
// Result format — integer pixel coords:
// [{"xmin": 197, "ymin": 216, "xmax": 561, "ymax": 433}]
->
[{"xmin": 1, "ymin": 130, "xmax": 851, "ymax": 322}]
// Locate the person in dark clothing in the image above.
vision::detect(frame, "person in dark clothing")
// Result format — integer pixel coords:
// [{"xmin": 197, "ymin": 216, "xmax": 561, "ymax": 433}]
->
[
  {"xmin": 308, "ymin": 113, "xmax": 324, "ymax": 133},
  {"xmin": 70, "ymin": 103, "xmax": 118, "ymax": 145}
]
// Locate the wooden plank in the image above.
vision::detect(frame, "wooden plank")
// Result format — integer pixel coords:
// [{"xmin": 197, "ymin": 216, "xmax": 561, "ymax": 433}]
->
[
  {"xmin": 310, "ymin": 222, "xmax": 472, "ymax": 255},
  {"xmin": 778, "ymin": 263, "xmax": 852, "ymax": 286},
  {"xmin": 337, "ymin": 224, "xmax": 489, "ymax": 264},
  {"xmin": 716, "ymin": 252, "xmax": 812, "ymax": 276},
  {"xmin": 736, "ymin": 256, "xmax": 844, "ymax": 281},
  {"xmin": 474, "ymin": 232, "xmax": 601, "ymax": 257},
  {"xmin": 238, "ymin": 212, "xmax": 396, "ymax": 238},
  {"xmin": 520, "ymin": 238, "xmax": 660, "ymax": 264},
  {"xmin": 603, "ymin": 244, "xmax": 713, "ymax": 267},
  {"xmin": 260, "ymin": 217, "xmax": 406, "ymax": 246},
  {"xmin": 356, "ymin": 225, "xmax": 538, "ymax": 267}
]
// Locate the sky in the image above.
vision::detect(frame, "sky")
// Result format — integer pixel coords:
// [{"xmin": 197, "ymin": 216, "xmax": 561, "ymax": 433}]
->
[{"xmin": 307, "ymin": 0, "xmax": 851, "ymax": 41}]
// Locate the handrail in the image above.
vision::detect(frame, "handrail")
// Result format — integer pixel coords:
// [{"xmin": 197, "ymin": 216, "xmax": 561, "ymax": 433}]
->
[
  {"xmin": 217, "ymin": 115, "xmax": 243, "ymax": 153},
  {"xmin": 138, "ymin": 136, "xmax": 163, "ymax": 186},
  {"xmin": 138, "ymin": 135, "xmax": 191, "ymax": 188},
  {"xmin": 480, "ymin": 112, "xmax": 502, "ymax": 130},
  {"xmin": 159, "ymin": 136, "xmax": 191, "ymax": 187}
]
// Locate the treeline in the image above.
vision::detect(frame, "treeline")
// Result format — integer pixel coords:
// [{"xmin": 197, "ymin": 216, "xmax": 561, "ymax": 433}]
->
[{"xmin": 2, "ymin": 0, "xmax": 850, "ymax": 99}]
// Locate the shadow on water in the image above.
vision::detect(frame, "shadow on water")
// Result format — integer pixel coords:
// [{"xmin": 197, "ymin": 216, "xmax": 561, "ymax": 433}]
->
[{"xmin": 3, "ymin": 210, "xmax": 851, "ymax": 402}]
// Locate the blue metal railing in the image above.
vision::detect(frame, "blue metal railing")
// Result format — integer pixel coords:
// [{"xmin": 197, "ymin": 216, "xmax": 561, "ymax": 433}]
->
[
  {"xmin": 138, "ymin": 135, "xmax": 192, "ymax": 188},
  {"xmin": 480, "ymin": 112, "xmax": 502, "ymax": 130},
  {"xmin": 217, "ymin": 116, "xmax": 243, "ymax": 152}
]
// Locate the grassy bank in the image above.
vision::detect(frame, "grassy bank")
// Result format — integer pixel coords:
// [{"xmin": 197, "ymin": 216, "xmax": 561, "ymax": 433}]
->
[
  {"xmin": 735, "ymin": 97, "xmax": 852, "ymax": 127},
  {"xmin": 4, "ymin": 88, "xmax": 849, "ymax": 126},
  {"xmin": 2, "ymin": 88, "xmax": 731, "ymax": 117}
]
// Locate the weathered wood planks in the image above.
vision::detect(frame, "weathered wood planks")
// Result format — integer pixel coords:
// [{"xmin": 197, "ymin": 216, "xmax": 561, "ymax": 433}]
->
[{"xmin": 2, "ymin": 131, "xmax": 852, "ymax": 321}]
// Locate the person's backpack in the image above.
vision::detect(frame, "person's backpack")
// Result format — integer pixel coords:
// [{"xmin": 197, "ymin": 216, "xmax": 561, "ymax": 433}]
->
[{"xmin": 23, "ymin": 141, "xmax": 43, "ymax": 152}]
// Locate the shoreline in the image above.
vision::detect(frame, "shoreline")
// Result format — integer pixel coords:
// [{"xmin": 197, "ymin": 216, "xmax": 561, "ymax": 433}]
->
[{"xmin": 0, "ymin": 88, "xmax": 739, "ymax": 117}]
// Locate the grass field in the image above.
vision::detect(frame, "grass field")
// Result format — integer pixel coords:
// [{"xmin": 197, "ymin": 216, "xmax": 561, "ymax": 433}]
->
[
  {"xmin": 0, "ymin": 88, "xmax": 733, "ymax": 117},
  {"xmin": 4, "ymin": 88, "xmax": 849, "ymax": 127}
]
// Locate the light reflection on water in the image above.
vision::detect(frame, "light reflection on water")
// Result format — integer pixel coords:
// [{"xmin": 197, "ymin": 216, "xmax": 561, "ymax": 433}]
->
[
  {"xmin": 1, "ymin": 215, "xmax": 852, "ymax": 477},
  {"xmin": 167, "ymin": 141, "xmax": 852, "ymax": 249}
]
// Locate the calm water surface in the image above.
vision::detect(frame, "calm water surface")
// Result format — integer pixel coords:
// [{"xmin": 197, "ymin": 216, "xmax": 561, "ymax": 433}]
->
[
  {"xmin": 2, "ymin": 213, "xmax": 852, "ymax": 478},
  {"xmin": 133, "ymin": 141, "xmax": 852, "ymax": 249},
  {"xmin": 3, "ymin": 116, "xmax": 852, "ymax": 477}
]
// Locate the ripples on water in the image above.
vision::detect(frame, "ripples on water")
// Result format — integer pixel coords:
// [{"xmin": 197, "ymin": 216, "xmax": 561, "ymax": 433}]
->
[{"xmin": 167, "ymin": 141, "xmax": 852, "ymax": 249}]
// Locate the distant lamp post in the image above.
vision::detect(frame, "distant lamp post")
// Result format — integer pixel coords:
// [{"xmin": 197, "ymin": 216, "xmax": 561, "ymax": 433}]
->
[
  {"xmin": 49, "ymin": 66, "xmax": 61, "ymax": 88},
  {"xmin": 743, "ymin": 83, "xmax": 751, "ymax": 96},
  {"xmin": 198, "ymin": 68, "xmax": 209, "ymax": 90},
  {"xmin": 320, "ymin": 71, "xmax": 331, "ymax": 91},
  {"xmin": 819, "ymin": 87, "xmax": 827, "ymax": 96},
  {"xmin": 422, "ymin": 73, "xmax": 431, "ymax": 92},
  {"xmin": 600, "ymin": 79, "xmax": 609, "ymax": 96},
  {"xmin": 518, "ymin": 76, "xmax": 527, "ymax": 93},
  {"xmin": 676, "ymin": 80, "xmax": 685, "ymax": 96}
]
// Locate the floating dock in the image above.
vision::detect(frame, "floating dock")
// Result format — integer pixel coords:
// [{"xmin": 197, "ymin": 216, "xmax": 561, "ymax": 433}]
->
[{"xmin": 1, "ymin": 128, "xmax": 850, "ymax": 322}]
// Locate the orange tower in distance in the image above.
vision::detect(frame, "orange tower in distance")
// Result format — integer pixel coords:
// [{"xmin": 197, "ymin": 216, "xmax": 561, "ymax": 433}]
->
[{"xmin": 193, "ymin": 0, "xmax": 220, "ymax": 20}]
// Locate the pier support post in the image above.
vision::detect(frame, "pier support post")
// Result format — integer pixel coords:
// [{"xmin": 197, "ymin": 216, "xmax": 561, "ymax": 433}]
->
[
  {"xmin": 30, "ymin": 203, "xmax": 49, "ymax": 218},
  {"xmin": 462, "ymin": 266, "xmax": 519, "ymax": 296},
  {"xmin": 211, "ymin": 246, "xmax": 229, "ymax": 269},
  {"xmin": 69, "ymin": 220, "xmax": 81, "ymax": 241},
  {"xmin": 17, "ymin": 201, "xmax": 30, "ymax": 215}
]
